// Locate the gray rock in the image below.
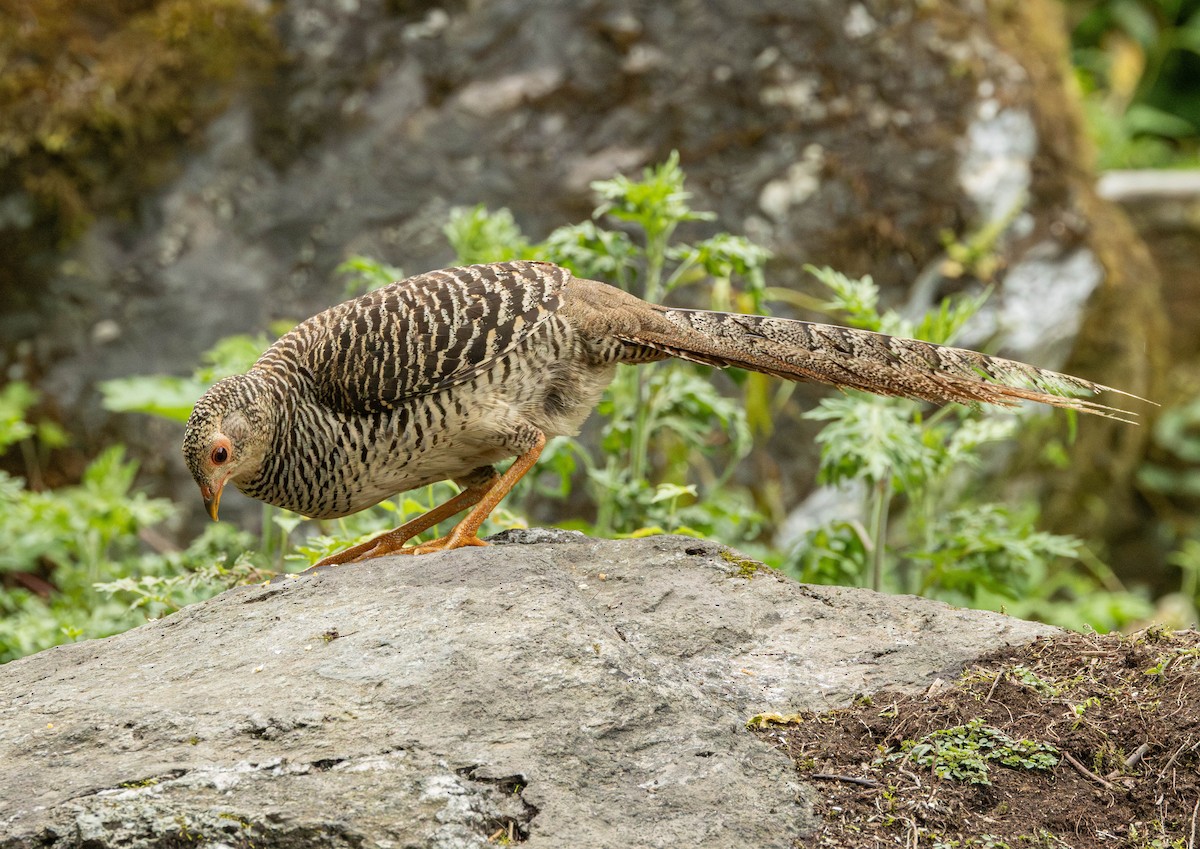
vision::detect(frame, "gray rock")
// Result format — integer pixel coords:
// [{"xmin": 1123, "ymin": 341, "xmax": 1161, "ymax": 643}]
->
[{"xmin": 0, "ymin": 534, "xmax": 1055, "ymax": 848}]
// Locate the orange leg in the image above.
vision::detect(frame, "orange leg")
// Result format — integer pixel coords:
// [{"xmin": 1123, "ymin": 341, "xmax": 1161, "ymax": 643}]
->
[
  {"xmin": 407, "ymin": 431, "xmax": 547, "ymax": 555},
  {"xmin": 311, "ymin": 431, "xmax": 547, "ymax": 566},
  {"xmin": 312, "ymin": 475, "xmax": 497, "ymax": 567}
]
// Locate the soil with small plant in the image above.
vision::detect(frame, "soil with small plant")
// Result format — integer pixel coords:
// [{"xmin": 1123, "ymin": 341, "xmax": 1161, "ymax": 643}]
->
[{"xmin": 752, "ymin": 629, "xmax": 1200, "ymax": 848}]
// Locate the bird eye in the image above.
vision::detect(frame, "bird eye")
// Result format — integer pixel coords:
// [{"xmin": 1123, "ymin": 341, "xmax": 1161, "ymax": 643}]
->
[{"xmin": 211, "ymin": 445, "xmax": 230, "ymax": 464}]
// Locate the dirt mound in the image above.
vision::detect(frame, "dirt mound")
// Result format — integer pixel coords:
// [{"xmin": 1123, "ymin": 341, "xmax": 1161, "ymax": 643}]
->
[{"xmin": 754, "ymin": 629, "xmax": 1200, "ymax": 847}]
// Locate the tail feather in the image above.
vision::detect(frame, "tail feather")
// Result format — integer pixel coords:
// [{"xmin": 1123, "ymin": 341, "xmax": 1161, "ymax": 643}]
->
[{"xmin": 620, "ymin": 308, "xmax": 1146, "ymax": 423}]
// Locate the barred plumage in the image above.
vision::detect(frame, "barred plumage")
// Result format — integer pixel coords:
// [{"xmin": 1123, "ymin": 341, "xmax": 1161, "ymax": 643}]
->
[{"xmin": 183, "ymin": 260, "xmax": 1145, "ymax": 563}]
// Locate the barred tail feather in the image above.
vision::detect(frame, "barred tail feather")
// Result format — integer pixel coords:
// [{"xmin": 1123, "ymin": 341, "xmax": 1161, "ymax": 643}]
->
[{"xmin": 633, "ymin": 308, "xmax": 1146, "ymax": 423}]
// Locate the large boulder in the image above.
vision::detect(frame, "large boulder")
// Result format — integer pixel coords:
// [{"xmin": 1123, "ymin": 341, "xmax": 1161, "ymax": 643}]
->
[{"xmin": 0, "ymin": 533, "xmax": 1054, "ymax": 848}]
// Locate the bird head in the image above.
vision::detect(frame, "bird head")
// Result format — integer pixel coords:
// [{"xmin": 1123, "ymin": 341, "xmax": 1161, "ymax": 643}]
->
[{"xmin": 182, "ymin": 374, "xmax": 273, "ymax": 521}]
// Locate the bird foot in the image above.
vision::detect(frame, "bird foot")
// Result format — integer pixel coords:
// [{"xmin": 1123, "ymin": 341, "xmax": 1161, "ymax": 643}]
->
[
  {"xmin": 311, "ymin": 531, "xmax": 488, "ymax": 567},
  {"xmin": 403, "ymin": 533, "xmax": 489, "ymax": 555},
  {"xmin": 312, "ymin": 532, "xmax": 407, "ymax": 568}
]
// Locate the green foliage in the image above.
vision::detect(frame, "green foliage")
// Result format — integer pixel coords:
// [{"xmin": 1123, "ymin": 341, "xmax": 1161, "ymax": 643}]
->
[
  {"xmin": 809, "ymin": 263, "xmax": 991, "ymax": 343},
  {"xmin": 0, "ymin": 446, "xmax": 174, "ymax": 578},
  {"xmin": 1136, "ymin": 395, "xmax": 1200, "ymax": 620},
  {"xmin": 100, "ymin": 333, "xmax": 272, "ymax": 422},
  {"xmin": 589, "ymin": 151, "xmax": 717, "ymax": 303},
  {"xmin": 0, "ymin": 383, "xmax": 265, "ymax": 661},
  {"xmin": 1067, "ymin": 0, "xmax": 1200, "ymax": 168},
  {"xmin": 885, "ymin": 718, "xmax": 1060, "ymax": 785},
  {"xmin": 1139, "ymin": 394, "xmax": 1200, "ymax": 495},
  {"xmin": 336, "ymin": 255, "xmax": 404, "ymax": 296},
  {"xmin": 784, "ymin": 268, "xmax": 1153, "ymax": 630},
  {"xmin": 0, "ymin": 381, "xmax": 67, "ymax": 465},
  {"xmin": 445, "ymin": 206, "xmax": 538, "ymax": 265},
  {"xmin": 913, "ymin": 505, "xmax": 1082, "ymax": 597},
  {"xmin": 93, "ymin": 546, "xmax": 272, "ymax": 622},
  {"xmin": 0, "ymin": 382, "xmax": 38, "ymax": 450},
  {"xmin": 540, "ymin": 221, "xmax": 639, "ymax": 283}
]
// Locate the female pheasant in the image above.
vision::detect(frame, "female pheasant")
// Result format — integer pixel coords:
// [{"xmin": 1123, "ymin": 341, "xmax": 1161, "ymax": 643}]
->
[{"xmin": 183, "ymin": 260, "xmax": 1139, "ymax": 566}]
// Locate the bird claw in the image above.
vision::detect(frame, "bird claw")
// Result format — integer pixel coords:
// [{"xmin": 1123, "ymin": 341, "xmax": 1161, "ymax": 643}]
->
[
  {"xmin": 404, "ymin": 534, "xmax": 489, "ymax": 555},
  {"xmin": 311, "ymin": 531, "xmax": 488, "ymax": 567},
  {"xmin": 312, "ymin": 538, "xmax": 389, "ymax": 568}
]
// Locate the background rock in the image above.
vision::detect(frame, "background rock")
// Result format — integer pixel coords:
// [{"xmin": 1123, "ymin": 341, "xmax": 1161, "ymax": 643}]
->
[
  {"xmin": 1098, "ymin": 171, "xmax": 1200, "ymax": 580},
  {"xmin": 0, "ymin": 534, "xmax": 1054, "ymax": 847}
]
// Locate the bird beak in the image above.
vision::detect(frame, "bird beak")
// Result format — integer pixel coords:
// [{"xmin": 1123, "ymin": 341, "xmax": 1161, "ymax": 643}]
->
[{"xmin": 200, "ymin": 482, "xmax": 224, "ymax": 522}]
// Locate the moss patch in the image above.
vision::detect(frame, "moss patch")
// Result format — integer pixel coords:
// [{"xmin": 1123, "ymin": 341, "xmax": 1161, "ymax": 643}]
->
[
  {"xmin": 719, "ymin": 547, "xmax": 768, "ymax": 579},
  {"xmin": 0, "ymin": 0, "xmax": 279, "ymax": 290}
]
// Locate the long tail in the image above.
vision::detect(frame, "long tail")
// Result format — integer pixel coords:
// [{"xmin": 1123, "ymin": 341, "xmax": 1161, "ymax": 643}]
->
[{"xmin": 620, "ymin": 307, "xmax": 1145, "ymax": 423}]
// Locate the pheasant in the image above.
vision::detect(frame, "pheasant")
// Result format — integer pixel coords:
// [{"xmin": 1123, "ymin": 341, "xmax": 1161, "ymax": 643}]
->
[{"xmin": 183, "ymin": 260, "xmax": 1140, "ymax": 566}]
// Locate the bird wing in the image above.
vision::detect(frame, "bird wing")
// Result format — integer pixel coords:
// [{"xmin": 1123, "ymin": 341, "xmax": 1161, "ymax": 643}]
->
[{"xmin": 288, "ymin": 261, "xmax": 568, "ymax": 415}]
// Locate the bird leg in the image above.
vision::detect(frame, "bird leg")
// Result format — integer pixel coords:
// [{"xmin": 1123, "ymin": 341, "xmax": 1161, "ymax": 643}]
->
[
  {"xmin": 310, "ymin": 431, "xmax": 547, "ymax": 566},
  {"xmin": 311, "ymin": 473, "xmax": 499, "ymax": 567},
  {"xmin": 405, "ymin": 431, "xmax": 547, "ymax": 555}
]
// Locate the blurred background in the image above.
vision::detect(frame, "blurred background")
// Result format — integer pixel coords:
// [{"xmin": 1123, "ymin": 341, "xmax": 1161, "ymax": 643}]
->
[{"xmin": 2, "ymin": 0, "xmax": 1199, "ymax": 658}]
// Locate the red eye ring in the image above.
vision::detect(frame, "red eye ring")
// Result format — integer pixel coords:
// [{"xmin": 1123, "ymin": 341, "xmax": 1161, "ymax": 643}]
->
[{"xmin": 211, "ymin": 445, "xmax": 230, "ymax": 465}]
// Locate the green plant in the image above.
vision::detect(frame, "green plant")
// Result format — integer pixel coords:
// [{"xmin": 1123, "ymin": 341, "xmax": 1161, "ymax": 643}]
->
[
  {"xmin": 1066, "ymin": 0, "xmax": 1200, "ymax": 168},
  {"xmin": 336, "ymin": 255, "xmax": 404, "ymax": 296},
  {"xmin": 1144, "ymin": 642, "xmax": 1200, "ymax": 675},
  {"xmin": 1010, "ymin": 665, "xmax": 1076, "ymax": 696},
  {"xmin": 0, "ymin": 381, "xmax": 68, "ymax": 491},
  {"xmin": 783, "ymin": 267, "xmax": 1153, "ymax": 630},
  {"xmin": 1135, "ymin": 396, "xmax": 1200, "ymax": 621},
  {"xmin": 1071, "ymin": 695, "xmax": 1103, "ymax": 718},
  {"xmin": 0, "ymin": 382, "xmax": 267, "ymax": 661},
  {"xmin": 884, "ymin": 718, "xmax": 1060, "ymax": 785}
]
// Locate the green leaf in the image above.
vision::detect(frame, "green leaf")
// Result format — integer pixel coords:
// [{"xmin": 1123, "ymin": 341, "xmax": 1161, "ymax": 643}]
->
[
  {"xmin": 805, "ymin": 264, "xmax": 883, "ymax": 330},
  {"xmin": 0, "ymin": 382, "xmax": 37, "ymax": 452},
  {"xmin": 650, "ymin": 482, "xmax": 698, "ymax": 504},
  {"xmin": 885, "ymin": 719, "xmax": 1059, "ymax": 785},
  {"xmin": 1110, "ymin": 0, "xmax": 1161, "ymax": 49},
  {"xmin": 911, "ymin": 286, "xmax": 991, "ymax": 345},
  {"xmin": 444, "ymin": 205, "xmax": 534, "ymax": 264},
  {"xmin": 337, "ymin": 255, "xmax": 404, "ymax": 295},
  {"xmin": 681, "ymin": 233, "xmax": 771, "ymax": 281},
  {"xmin": 196, "ymin": 334, "xmax": 271, "ymax": 382},
  {"xmin": 99, "ymin": 375, "xmax": 209, "ymax": 422},
  {"xmin": 788, "ymin": 521, "xmax": 870, "ymax": 587},
  {"xmin": 1123, "ymin": 103, "xmax": 1199, "ymax": 139},
  {"xmin": 913, "ymin": 505, "xmax": 1081, "ymax": 600},
  {"xmin": 591, "ymin": 150, "xmax": 715, "ymax": 241},
  {"xmin": 806, "ymin": 395, "xmax": 930, "ymax": 488},
  {"xmin": 541, "ymin": 221, "xmax": 637, "ymax": 282}
]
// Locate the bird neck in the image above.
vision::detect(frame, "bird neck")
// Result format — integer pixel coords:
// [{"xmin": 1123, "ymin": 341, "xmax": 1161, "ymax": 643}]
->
[{"xmin": 245, "ymin": 367, "xmax": 295, "ymax": 442}]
